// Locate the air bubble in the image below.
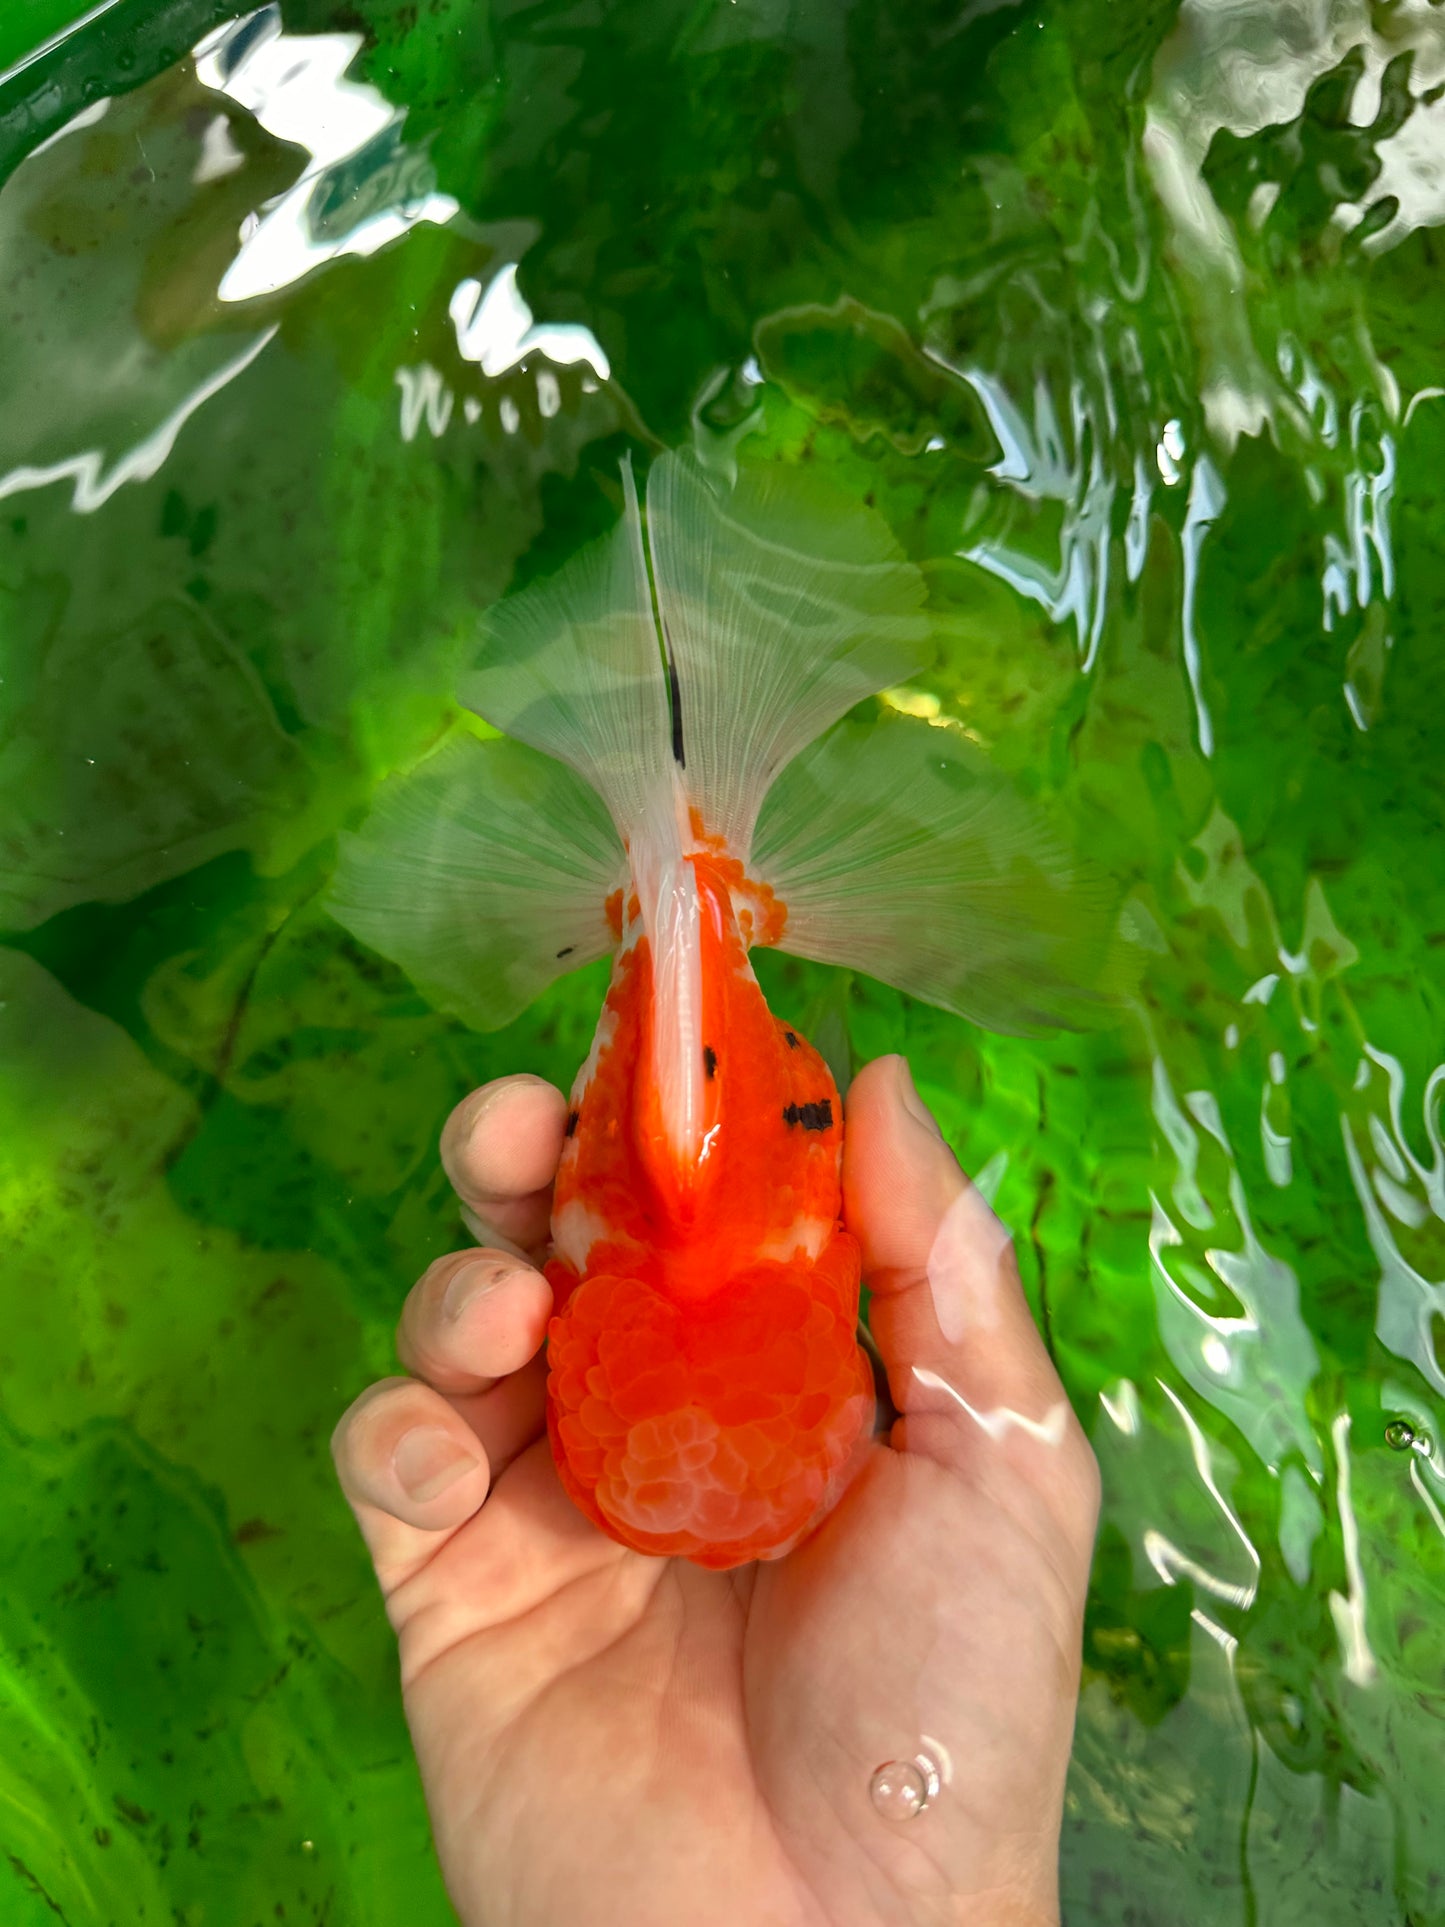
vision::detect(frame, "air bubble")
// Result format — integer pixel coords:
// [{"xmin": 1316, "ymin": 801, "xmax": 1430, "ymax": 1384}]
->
[
  {"xmin": 869, "ymin": 1752, "xmax": 940, "ymax": 1822},
  {"xmin": 1383, "ymin": 1419, "xmax": 1415, "ymax": 1451}
]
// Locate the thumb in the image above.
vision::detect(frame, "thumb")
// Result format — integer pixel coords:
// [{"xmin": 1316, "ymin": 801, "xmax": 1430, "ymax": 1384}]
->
[{"xmin": 843, "ymin": 1055, "xmax": 1078, "ymax": 1486}]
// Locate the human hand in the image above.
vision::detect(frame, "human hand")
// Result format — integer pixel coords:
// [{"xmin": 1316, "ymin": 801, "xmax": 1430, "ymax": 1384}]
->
[{"xmin": 332, "ymin": 1055, "xmax": 1100, "ymax": 1927}]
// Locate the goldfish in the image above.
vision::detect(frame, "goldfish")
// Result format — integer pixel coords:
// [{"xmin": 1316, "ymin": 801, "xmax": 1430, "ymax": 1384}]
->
[{"xmin": 330, "ymin": 449, "xmax": 1114, "ymax": 1567}]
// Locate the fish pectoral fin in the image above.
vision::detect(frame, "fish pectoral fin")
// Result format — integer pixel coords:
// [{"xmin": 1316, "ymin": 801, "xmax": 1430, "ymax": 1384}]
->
[
  {"xmin": 327, "ymin": 730, "xmax": 625, "ymax": 1032},
  {"xmin": 752, "ymin": 711, "xmax": 1133, "ymax": 1036}
]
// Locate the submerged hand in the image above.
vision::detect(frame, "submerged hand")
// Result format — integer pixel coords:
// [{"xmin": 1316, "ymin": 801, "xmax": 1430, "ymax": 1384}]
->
[{"xmin": 332, "ymin": 1057, "xmax": 1099, "ymax": 1927}]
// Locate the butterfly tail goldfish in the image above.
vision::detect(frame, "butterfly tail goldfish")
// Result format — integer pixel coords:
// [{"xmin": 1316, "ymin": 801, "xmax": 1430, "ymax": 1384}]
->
[{"xmin": 331, "ymin": 450, "xmax": 1122, "ymax": 1567}]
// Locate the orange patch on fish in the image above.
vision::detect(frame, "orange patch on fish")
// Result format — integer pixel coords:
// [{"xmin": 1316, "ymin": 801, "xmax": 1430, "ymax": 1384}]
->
[{"xmin": 544, "ymin": 851, "xmax": 872, "ymax": 1566}]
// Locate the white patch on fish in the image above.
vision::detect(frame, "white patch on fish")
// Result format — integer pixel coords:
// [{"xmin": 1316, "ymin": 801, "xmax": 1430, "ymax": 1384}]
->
[
  {"xmin": 755, "ymin": 1215, "xmax": 831, "ymax": 1264},
  {"xmin": 553, "ymin": 1197, "xmax": 618, "ymax": 1271},
  {"xmin": 570, "ymin": 993, "xmax": 620, "ymax": 1105}
]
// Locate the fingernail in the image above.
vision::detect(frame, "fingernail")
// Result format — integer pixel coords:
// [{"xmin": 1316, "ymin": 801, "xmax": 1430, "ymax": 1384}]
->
[
  {"xmin": 441, "ymin": 1258, "xmax": 513, "ymax": 1323},
  {"xmin": 895, "ymin": 1056, "xmax": 946, "ymax": 1142},
  {"xmin": 392, "ymin": 1426, "xmax": 479, "ymax": 1502},
  {"xmin": 442, "ymin": 1087, "xmax": 498, "ymax": 1166}
]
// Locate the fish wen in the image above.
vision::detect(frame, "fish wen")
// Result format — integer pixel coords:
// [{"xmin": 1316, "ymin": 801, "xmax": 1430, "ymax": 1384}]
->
[{"xmin": 329, "ymin": 449, "xmax": 1119, "ymax": 1568}]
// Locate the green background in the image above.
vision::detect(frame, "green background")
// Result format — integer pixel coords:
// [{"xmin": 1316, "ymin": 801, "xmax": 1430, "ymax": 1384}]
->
[{"xmin": 2, "ymin": 0, "xmax": 1443, "ymax": 1920}]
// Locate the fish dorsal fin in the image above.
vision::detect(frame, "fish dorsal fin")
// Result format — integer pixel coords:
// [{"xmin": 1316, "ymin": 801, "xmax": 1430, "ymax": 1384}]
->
[
  {"xmin": 752, "ymin": 713, "xmax": 1124, "ymax": 1035},
  {"xmin": 646, "ymin": 452, "xmax": 932, "ymax": 856},
  {"xmin": 327, "ymin": 732, "xmax": 625, "ymax": 1031},
  {"xmin": 459, "ymin": 459, "xmax": 673, "ymax": 836}
]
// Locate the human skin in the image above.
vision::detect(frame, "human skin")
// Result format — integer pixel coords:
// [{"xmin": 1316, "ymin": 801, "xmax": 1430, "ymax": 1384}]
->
[{"xmin": 332, "ymin": 1054, "xmax": 1101, "ymax": 1927}]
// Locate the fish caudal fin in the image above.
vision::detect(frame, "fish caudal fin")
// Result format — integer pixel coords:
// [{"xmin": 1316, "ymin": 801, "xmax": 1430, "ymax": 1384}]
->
[
  {"xmin": 753, "ymin": 713, "xmax": 1124, "ymax": 1035},
  {"xmin": 459, "ymin": 458, "xmax": 673, "ymax": 835},
  {"xmin": 327, "ymin": 733, "xmax": 625, "ymax": 1031},
  {"xmin": 646, "ymin": 452, "xmax": 932, "ymax": 853},
  {"xmin": 331, "ymin": 448, "xmax": 1123, "ymax": 1042}
]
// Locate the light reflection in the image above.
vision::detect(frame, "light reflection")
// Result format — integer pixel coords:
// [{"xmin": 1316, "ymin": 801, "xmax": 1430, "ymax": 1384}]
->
[
  {"xmin": 194, "ymin": 115, "xmax": 247, "ymax": 185},
  {"xmin": 1360, "ymin": 1043, "xmax": 1445, "ymax": 1218},
  {"xmin": 1100, "ymin": 1377, "xmax": 1141, "ymax": 1436},
  {"xmin": 1327, "ymin": 1412, "xmax": 1378, "ymax": 1688},
  {"xmin": 954, "ymin": 368, "xmax": 1114, "ymax": 671},
  {"xmin": 394, "ymin": 364, "xmax": 453, "ymax": 443},
  {"xmin": 1152, "ymin": 1379, "xmax": 1260, "ymax": 1608},
  {"xmin": 194, "ymin": 7, "xmax": 459, "ymax": 302},
  {"xmin": 0, "ymin": 0, "xmax": 126, "ymax": 89},
  {"xmin": 1179, "ymin": 457, "xmax": 1224, "ymax": 756},
  {"xmin": 21, "ymin": 95, "xmax": 110, "ymax": 159},
  {"xmin": 1410, "ymin": 1459, "xmax": 1445, "ymax": 1543},
  {"xmin": 909, "ymin": 1368, "xmax": 1069, "ymax": 1447},
  {"xmin": 1343, "ymin": 1092, "xmax": 1445, "ymax": 1399},
  {"xmin": 1163, "ymin": 1387, "xmax": 1263, "ymax": 1595},
  {"xmin": 0, "ymin": 330, "xmax": 277, "ymax": 513},
  {"xmin": 1278, "ymin": 1462, "xmax": 1323, "ymax": 1585},
  {"xmin": 449, "ymin": 265, "xmax": 611, "ymax": 382},
  {"xmin": 1149, "ymin": 1058, "xmax": 1321, "ymax": 1475}
]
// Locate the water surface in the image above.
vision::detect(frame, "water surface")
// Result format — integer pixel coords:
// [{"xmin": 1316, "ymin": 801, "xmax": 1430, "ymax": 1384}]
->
[{"xmin": 1, "ymin": 0, "xmax": 1443, "ymax": 1921}]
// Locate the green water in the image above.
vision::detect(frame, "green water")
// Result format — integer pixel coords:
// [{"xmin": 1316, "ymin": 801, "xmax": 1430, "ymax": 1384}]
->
[{"xmin": 1, "ymin": 0, "xmax": 1443, "ymax": 1920}]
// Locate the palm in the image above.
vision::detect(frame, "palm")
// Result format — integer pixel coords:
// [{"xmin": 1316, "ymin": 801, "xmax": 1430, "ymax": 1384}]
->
[{"xmin": 335, "ymin": 1061, "xmax": 1097, "ymax": 1927}]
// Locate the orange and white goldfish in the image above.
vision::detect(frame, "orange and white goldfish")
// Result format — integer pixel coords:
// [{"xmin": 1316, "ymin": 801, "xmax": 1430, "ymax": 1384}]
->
[{"xmin": 331, "ymin": 449, "xmax": 1114, "ymax": 1567}]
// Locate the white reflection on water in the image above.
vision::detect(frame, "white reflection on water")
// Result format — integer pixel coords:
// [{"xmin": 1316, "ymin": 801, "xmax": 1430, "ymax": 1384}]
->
[
  {"xmin": 395, "ymin": 364, "xmax": 454, "ymax": 443},
  {"xmin": 1145, "ymin": 1379, "xmax": 1260, "ymax": 1636},
  {"xmin": 449, "ymin": 265, "xmax": 612, "ymax": 382},
  {"xmin": 194, "ymin": 6, "xmax": 459, "ymax": 302},
  {"xmin": 952, "ymin": 367, "xmax": 1115, "ymax": 673},
  {"xmin": 0, "ymin": 329, "xmax": 276, "ymax": 513},
  {"xmin": 1328, "ymin": 1412, "xmax": 1378, "ymax": 1687},
  {"xmin": 1343, "ymin": 1051, "xmax": 1445, "ymax": 1399},
  {"xmin": 953, "ymin": 358, "xmax": 1222, "ymax": 749},
  {"xmin": 1179, "ymin": 456, "xmax": 1224, "ymax": 756}
]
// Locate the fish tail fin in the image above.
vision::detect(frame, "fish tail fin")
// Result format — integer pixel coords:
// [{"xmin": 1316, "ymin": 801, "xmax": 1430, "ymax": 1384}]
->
[
  {"xmin": 752, "ymin": 712, "xmax": 1132, "ymax": 1035},
  {"xmin": 456, "ymin": 450, "xmax": 929, "ymax": 1146},
  {"xmin": 326, "ymin": 731, "xmax": 625, "ymax": 1031},
  {"xmin": 458, "ymin": 456, "xmax": 676, "ymax": 835},
  {"xmin": 644, "ymin": 450, "xmax": 932, "ymax": 855},
  {"xmin": 641, "ymin": 452, "xmax": 1123, "ymax": 1033}
]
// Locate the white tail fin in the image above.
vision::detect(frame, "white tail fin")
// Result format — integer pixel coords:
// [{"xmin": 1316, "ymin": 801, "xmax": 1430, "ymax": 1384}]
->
[
  {"xmin": 332, "ymin": 451, "xmax": 1121, "ymax": 1042},
  {"xmin": 647, "ymin": 452, "xmax": 931, "ymax": 854},
  {"xmin": 328, "ymin": 733, "xmax": 625, "ymax": 1030},
  {"xmin": 459, "ymin": 459, "xmax": 674, "ymax": 836},
  {"xmin": 752, "ymin": 714, "xmax": 1121, "ymax": 1035}
]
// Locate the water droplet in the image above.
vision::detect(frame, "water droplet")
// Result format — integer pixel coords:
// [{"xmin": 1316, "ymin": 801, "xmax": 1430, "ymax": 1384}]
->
[
  {"xmin": 870, "ymin": 1760, "xmax": 927, "ymax": 1819},
  {"xmin": 869, "ymin": 1752, "xmax": 940, "ymax": 1822},
  {"xmin": 1384, "ymin": 1419, "xmax": 1415, "ymax": 1451}
]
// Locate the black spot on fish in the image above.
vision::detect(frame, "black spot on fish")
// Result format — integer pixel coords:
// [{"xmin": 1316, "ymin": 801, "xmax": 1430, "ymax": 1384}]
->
[
  {"xmin": 666, "ymin": 646, "xmax": 685, "ymax": 768},
  {"xmin": 565, "ymin": 1109, "xmax": 579, "ymax": 1138},
  {"xmin": 704, "ymin": 1045, "xmax": 717, "ymax": 1079},
  {"xmin": 556, "ymin": 945, "xmax": 575, "ymax": 959},
  {"xmin": 783, "ymin": 1030, "xmax": 799, "ymax": 1048},
  {"xmin": 782, "ymin": 1099, "xmax": 833, "ymax": 1132}
]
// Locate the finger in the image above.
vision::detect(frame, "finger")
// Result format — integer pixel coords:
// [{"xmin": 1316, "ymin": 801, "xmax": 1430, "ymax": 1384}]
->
[
  {"xmin": 844, "ymin": 1056, "xmax": 1097, "ymax": 1537},
  {"xmin": 332, "ymin": 1377, "xmax": 493, "ymax": 1591},
  {"xmin": 845, "ymin": 1054, "xmax": 1054, "ymax": 1398},
  {"xmin": 447, "ymin": 1354, "xmax": 550, "ymax": 1482},
  {"xmin": 439, "ymin": 1074, "xmax": 568, "ymax": 1253},
  {"xmin": 397, "ymin": 1247, "xmax": 554, "ymax": 1395}
]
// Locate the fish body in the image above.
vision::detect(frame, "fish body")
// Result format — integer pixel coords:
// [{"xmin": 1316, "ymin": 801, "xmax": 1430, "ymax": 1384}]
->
[
  {"xmin": 330, "ymin": 447, "xmax": 1119, "ymax": 1569},
  {"xmin": 546, "ymin": 848, "xmax": 873, "ymax": 1566}
]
